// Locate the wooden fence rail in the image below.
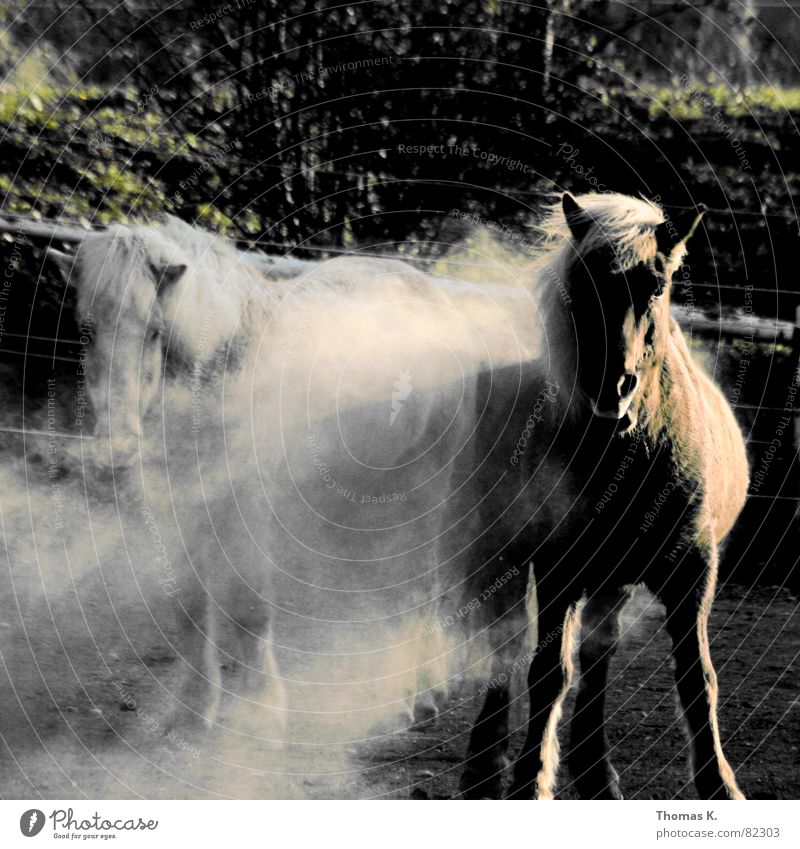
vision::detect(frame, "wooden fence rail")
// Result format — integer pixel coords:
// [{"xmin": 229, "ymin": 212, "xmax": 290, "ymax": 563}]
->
[
  {"xmin": 3, "ymin": 212, "xmax": 797, "ymax": 340},
  {"xmin": 2, "ymin": 212, "xmax": 798, "ymax": 483}
]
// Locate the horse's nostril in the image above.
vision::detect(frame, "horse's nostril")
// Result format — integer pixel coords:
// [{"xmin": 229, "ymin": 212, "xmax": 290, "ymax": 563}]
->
[{"xmin": 618, "ymin": 373, "xmax": 638, "ymax": 398}]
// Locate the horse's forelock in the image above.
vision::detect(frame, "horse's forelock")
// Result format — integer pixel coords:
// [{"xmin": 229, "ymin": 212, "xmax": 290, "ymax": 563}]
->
[{"xmin": 75, "ymin": 226, "xmax": 158, "ymax": 322}]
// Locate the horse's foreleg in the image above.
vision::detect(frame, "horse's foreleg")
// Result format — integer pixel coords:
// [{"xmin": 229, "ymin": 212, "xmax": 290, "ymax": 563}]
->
[
  {"xmin": 232, "ymin": 619, "xmax": 287, "ymax": 748},
  {"xmin": 412, "ymin": 612, "xmax": 450, "ymax": 725},
  {"xmin": 169, "ymin": 590, "xmax": 221, "ymax": 732},
  {"xmin": 460, "ymin": 664, "xmax": 514, "ymax": 799},
  {"xmin": 460, "ymin": 557, "xmax": 530, "ymax": 799},
  {"xmin": 657, "ymin": 546, "xmax": 744, "ymax": 800},
  {"xmin": 507, "ymin": 587, "xmax": 581, "ymax": 799},
  {"xmin": 568, "ymin": 585, "xmax": 634, "ymax": 799}
]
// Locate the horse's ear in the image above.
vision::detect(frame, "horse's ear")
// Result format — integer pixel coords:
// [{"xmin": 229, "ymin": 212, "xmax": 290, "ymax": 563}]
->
[
  {"xmin": 656, "ymin": 205, "xmax": 706, "ymax": 258},
  {"xmin": 149, "ymin": 262, "xmax": 187, "ymax": 292},
  {"xmin": 562, "ymin": 193, "xmax": 593, "ymax": 243},
  {"xmin": 676, "ymin": 204, "xmax": 707, "ymax": 246},
  {"xmin": 46, "ymin": 248, "xmax": 76, "ymax": 283}
]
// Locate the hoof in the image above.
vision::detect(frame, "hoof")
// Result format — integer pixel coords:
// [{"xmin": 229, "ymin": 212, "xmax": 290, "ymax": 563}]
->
[
  {"xmin": 505, "ymin": 778, "xmax": 538, "ymax": 800},
  {"xmin": 459, "ymin": 778, "xmax": 505, "ymax": 799},
  {"xmin": 571, "ymin": 775, "xmax": 624, "ymax": 800},
  {"xmin": 369, "ymin": 708, "xmax": 415, "ymax": 737},
  {"xmin": 459, "ymin": 756, "xmax": 509, "ymax": 800},
  {"xmin": 162, "ymin": 706, "xmax": 215, "ymax": 738},
  {"xmin": 412, "ymin": 685, "xmax": 448, "ymax": 728},
  {"xmin": 575, "ymin": 784, "xmax": 623, "ymax": 800},
  {"xmin": 228, "ymin": 703, "xmax": 287, "ymax": 751},
  {"xmin": 410, "ymin": 701, "xmax": 439, "ymax": 730},
  {"xmin": 568, "ymin": 756, "xmax": 624, "ymax": 799}
]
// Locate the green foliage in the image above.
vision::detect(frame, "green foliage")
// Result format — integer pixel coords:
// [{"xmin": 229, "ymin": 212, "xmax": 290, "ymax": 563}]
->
[
  {"xmin": 0, "ymin": 84, "xmax": 246, "ymax": 231},
  {"xmin": 648, "ymin": 84, "xmax": 800, "ymax": 118},
  {"xmin": 1, "ymin": 5, "xmax": 799, "ymax": 318}
]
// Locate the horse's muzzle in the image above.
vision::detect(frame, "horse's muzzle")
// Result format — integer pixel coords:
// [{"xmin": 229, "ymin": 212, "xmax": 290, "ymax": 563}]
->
[
  {"xmin": 589, "ymin": 398, "xmax": 638, "ymax": 433},
  {"xmin": 591, "ymin": 373, "xmax": 639, "ymax": 420},
  {"xmin": 591, "ymin": 402, "xmax": 625, "ymax": 420},
  {"xmin": 590, "ymin": 398, "xmax": 631, "ymax": 420}
]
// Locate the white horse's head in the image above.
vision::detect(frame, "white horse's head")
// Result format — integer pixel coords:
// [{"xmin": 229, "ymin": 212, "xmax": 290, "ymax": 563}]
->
[{"xmin": 48, "ymin": 217, "xmax": 249, "ymax": 465}]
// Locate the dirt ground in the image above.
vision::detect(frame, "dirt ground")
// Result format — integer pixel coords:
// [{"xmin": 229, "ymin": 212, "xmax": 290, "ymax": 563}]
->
[{"xmin": 1, "ymin": 583, "xmax": 797, "ymax": 800}]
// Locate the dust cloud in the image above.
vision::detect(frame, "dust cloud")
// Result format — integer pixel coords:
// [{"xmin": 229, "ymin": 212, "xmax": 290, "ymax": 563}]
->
[{"xmin": 0, "ymin": 249, "xmax": 546, "ymax": 798}]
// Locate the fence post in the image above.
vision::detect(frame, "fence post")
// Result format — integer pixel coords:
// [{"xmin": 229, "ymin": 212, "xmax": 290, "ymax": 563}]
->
[{"xmin": 794, "ymin": 305, "xmax": 800, "ymax": 497}]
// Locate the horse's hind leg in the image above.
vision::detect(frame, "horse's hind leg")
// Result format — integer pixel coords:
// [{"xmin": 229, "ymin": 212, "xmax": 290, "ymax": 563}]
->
[
  {"xmin": 568, "ymin": 585, "xmax": 635, "ymax": 799},
  {"xmin": 507, "ymin": 579, "xmax": 582, "ymax": 800},
  {"xmin": 654, "ymin": 544, "xmax": 744, "ymax": 800}
]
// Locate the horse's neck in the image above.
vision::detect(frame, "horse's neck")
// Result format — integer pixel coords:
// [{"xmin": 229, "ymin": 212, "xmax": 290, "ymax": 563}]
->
[
  {"xmin": 541, "ymin": 282, "xmax": 581, "ymax": 414},
  {"xmin": 190, "ymin": 265, "xmax": 275, "ymax": 379}
]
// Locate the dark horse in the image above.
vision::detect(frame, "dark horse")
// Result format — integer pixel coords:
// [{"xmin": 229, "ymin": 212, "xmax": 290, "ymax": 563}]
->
[{"xmin": 457, "ymin": 192, "xmax": 748, "ymax": 799}]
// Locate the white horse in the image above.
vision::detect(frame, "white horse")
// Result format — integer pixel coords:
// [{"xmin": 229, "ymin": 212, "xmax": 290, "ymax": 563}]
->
[
  {"xmin": 47, "ymin": 219, "xmax": 542, "ymax": 738},
  {"xmin": 47, "ymin": 218, "xmax": 269, "ymax": 465}
]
